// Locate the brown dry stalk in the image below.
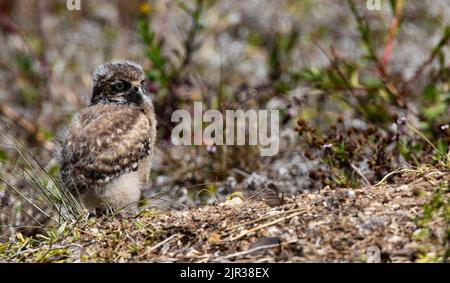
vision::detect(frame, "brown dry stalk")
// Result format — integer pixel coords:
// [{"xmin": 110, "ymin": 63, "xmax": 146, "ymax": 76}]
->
[
  {"xmin": 141, "ymin": 233, "xmax": 183, "ymax": 257},
  {"xmin": 225, "ymin": 210, "xmax": 305, "ymax": 242},
  {"xmin": 215, "ymin": 243, "xmax": 281, "ymax": 261},
  {"xmin": 0, "ymin": 104, "xmax": 54, "ymax": 151},
  {"xmin": 224, "ymin": 207, "xmax": 306, "ymax": 233}
]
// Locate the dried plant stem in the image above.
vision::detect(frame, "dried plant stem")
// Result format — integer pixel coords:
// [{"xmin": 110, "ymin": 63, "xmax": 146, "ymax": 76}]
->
[
  {"xmin": 0, "ymin": 105, "xmax": 47, "ymax": 146},
  {"xmin": 224, "ymin": 207, "xmax": 307, "ymax": 233},
  {"xmin": 406, "ymin": 122, "xmax": 439, "ymax": 152},
  {"xmin": 215, "ymin": 242, "xmax": 282, "ymax": 261},
  {"xmin": 225, "ymin": 210, "xmax": 304, "ymax": 242}
]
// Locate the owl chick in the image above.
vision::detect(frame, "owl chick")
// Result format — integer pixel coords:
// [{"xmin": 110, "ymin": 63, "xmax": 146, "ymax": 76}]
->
[{"xmin": 60, "ymin": 61, "xmax": 157, "ymax": 217}]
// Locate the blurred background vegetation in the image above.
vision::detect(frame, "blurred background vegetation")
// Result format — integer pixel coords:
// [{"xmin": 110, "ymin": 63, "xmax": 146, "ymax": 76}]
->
[{"xmin": 0, "ymin": 0, "xmax": 449, "ymax": 245}]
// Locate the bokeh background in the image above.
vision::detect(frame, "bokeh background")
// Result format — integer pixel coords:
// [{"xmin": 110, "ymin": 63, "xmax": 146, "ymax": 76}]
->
[{"xmin": 0, "ymin": 0, "xmax": 449, "ymax": 237}]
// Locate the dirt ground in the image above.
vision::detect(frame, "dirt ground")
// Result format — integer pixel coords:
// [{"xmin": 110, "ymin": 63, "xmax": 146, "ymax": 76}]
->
[{"xmin": 1, "ymin": 167, "xmax": 447, "ymax": 263}]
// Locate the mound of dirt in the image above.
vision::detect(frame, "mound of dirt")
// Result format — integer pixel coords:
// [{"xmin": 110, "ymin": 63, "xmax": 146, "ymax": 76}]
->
[{"xmin": 1, "ymin": 168, "xmax": 448, "ymax": 263}]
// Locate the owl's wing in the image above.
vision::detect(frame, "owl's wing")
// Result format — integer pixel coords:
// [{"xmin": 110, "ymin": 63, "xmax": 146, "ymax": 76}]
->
[{"xmin": 61, "ymin": 104, "xmax": 154, "ymax": 189}]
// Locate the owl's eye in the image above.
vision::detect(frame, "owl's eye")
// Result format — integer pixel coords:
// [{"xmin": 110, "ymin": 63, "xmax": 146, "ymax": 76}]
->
[{"xmin": 113, "ymin": 82, "xmax": 125, "ymax": 92}]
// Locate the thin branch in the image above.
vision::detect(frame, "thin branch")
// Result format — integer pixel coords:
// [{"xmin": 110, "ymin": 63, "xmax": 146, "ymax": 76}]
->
[{"xmin": 215, "ymin": 243, "xmax": 281, "ymax": 261}]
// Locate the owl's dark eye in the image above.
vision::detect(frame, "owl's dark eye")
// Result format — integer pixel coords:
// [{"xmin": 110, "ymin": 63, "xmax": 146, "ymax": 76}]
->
[{"xmin": 113, "ymin": 82, "xmax": 125, "ymax": 92}]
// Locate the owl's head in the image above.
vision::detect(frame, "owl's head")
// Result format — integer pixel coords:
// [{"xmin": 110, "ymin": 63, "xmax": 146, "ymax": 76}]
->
[{"xmin": 91, "ymin": 61, "xmax": 146, "ymax": 105}]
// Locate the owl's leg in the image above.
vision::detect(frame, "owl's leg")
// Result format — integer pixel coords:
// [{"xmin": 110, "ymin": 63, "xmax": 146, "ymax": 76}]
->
[
  {"xmin": 97, "ymin": 172, "xmax": 142, "ymax": 217},
  {"xmin": 81, "ymin": 191, "xmax": 103, "ymax": 216}
]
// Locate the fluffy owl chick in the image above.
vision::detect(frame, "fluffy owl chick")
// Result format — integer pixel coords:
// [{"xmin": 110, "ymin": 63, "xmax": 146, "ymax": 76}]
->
[{"xmin": 60, "ymin": 61, "xmax": 157, "ymax": 217}]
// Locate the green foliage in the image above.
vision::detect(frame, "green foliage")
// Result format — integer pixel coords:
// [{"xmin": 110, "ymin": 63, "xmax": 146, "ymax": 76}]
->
[
  {"xmin": 137, "ymin": 0, "xmax": 206, "ymax": 139},
  {"xmin": 137, "ymin": 18, "xmax": 169, "ymax": 96},
  {"xmin": 285, "ymin": 1, "xmax": 450, "ymax": 188},
  {"xmin": 0, "ymin": 149, "xmax": 7, "ymax": 162},
  {"xmin": 15, "ymin": 51, "xmax": 34, "ymax": 73},
  {"xmin": 268, "ymin": 30, "xmax": 300, "ymax": 94},
  {"xmin": 295, "ymin": 117, "xmax": 397, "ymax": 187},
  {"xmin": 137, "ymin": 0, "xmax": 205, "ymax": 96},
  {"xmin": 415, "ymin": 184, "xmax": 449, "ymax": 262}
]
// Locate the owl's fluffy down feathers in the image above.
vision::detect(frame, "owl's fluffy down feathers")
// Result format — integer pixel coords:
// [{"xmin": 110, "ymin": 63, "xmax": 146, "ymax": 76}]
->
[{"xmin": 61, "ymin": 102, "xmax": 156, "ymax": 212}]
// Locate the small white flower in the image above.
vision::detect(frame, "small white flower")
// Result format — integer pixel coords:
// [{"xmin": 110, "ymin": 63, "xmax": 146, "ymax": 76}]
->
[{"xmin": 322, "ymin": 143, "xmax": 333, "ymax": 149}]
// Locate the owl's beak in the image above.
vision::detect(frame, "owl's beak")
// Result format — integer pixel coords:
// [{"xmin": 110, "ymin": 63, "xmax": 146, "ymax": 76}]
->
[
  {"xmin": 135, "ymin": 86, "xmax": 144, "ymax": 97},
  {"xmin": 127, "ymin": 84, "xmax": 145, "ymax": 104}
]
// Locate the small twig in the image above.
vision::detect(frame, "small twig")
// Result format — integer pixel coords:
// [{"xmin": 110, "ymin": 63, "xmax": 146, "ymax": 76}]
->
[
  {"xmin": 143, "ymin": 234, "xmax": 183, "ymax": 255},
  {"xmin": 0, "ymin": 107, "xmax": 53, "ymax": 150},
  {"xmin": 232, "ymin": 168, "xmax": 250, "ymax": 177},
  {"xmin": 225, "ymin": 211, "xmax": 304, "ymax": 242},
  {"xmin": 381, "ymin": 0, "xmax": 403, "ymax": 67},
  {"xmin": 406, "ymin": 122, "xmax": 439, "ymax": 152},
  {"xmin": 215, "ymin": 243, "xmax": 281, "ymax": 261},
  {"xmin": 142, "ymin": 195, "xmax": 190, "ymax": 212},
  {"xmin": 247, "ymin": 166, "xmax": 292, "ymax": 201},
  {"xmin": 374, "ymin": 168, "xmax": 417, "ymax": 187},
  {"xmin": 224, "ymin": 207, "xmax": 306, "ymax": 233},
  {"xmin": 350, "ymin": 163, "xmax": 371, "ymax": 187},
  {"xmin": 174, "ymin": 0, "xmax": 204, "ymax": 78},
  {"xmin": 400, "ymin": 26, "xmax": 450, "ymax": 96}
]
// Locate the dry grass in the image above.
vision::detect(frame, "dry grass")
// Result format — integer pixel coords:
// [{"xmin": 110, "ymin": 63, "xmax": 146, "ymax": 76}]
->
[{"xmin": 1, "ymin": 166, "xmax": 448, "ymax": 263}]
